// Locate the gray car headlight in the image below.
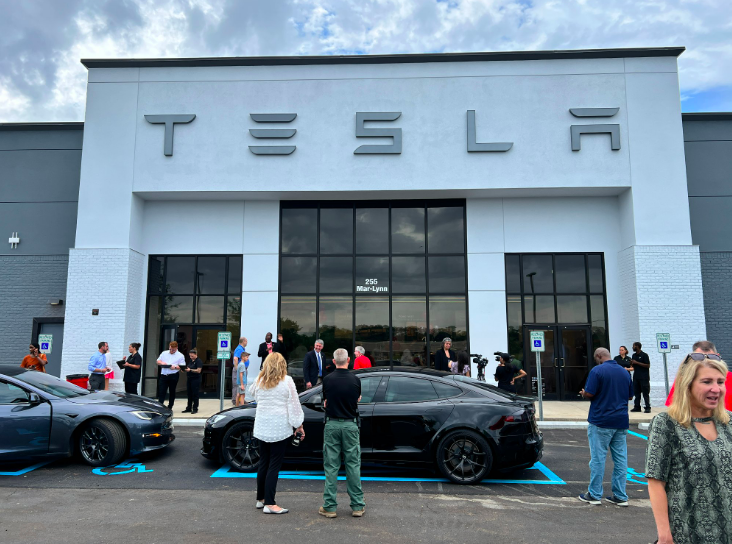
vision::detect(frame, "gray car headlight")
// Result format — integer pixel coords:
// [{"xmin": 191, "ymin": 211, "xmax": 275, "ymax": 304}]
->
[
  {"xmin": 206, "ymin": 414, "xmax": 228, "ymax": 425},
  {"xmin": 130, "ymin": 411, "xmax": 161, "ymax": 420}
]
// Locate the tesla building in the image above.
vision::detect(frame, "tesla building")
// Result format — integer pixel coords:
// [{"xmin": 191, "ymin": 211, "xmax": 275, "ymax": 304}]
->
[{"xmin": 2, "ymin": 47, "xmax": 721, "ymax": 404}]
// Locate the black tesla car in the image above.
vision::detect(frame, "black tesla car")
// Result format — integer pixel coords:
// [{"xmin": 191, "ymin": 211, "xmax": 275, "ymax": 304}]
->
[
  {"xmin": 0, "ymin": 365, "xmax": 174, "ymax": 467},
  {"xmin": 202, "ymin": 368, "xmax": 543, "ymax": 484}
]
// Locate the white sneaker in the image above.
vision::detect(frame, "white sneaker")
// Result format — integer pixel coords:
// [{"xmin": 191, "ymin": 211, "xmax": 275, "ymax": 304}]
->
[
  {"xmin": 256, "ymin": 501, "xmax": 264, "ymax": 509},
  {"xmin": 263, "ymin": 506, "xmax": 289, "ymax": 514}
]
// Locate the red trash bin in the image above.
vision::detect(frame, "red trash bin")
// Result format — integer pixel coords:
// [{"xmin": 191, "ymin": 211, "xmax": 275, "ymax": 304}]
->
[{"xmin": 66, "ymin": 374, "xmax": 89, "ymax": 390}]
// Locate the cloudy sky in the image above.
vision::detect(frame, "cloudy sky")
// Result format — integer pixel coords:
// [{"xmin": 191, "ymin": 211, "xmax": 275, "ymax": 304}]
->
[{"xmin": 1, "ymin": 0, "xmax": 731, "ymax": 122}]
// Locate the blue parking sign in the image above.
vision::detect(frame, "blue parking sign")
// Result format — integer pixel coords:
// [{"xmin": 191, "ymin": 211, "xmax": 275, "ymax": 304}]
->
[
  {"xmin": 660, "ymin": 342, "xmax": 668, "ymax": 349},
  {"xmin": 41, "ymin": 343, "xmax": 49, "ymax": 350},
  {"xmin": 221, "ymin": 340, "xmax": 228, "ymax": 348},
  {"xmin": 534, "ymin": 340, "xmax": 541, "ymax": 347}
]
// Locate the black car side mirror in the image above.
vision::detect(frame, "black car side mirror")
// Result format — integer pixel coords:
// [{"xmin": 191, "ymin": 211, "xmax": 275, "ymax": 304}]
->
[
  {"xmin": 305, "ymin": 394, "xmax": 323, "ymax": 408},
  {"xmin": 28, "ymin": 393, "xmax": 42, "ymax": 405}
]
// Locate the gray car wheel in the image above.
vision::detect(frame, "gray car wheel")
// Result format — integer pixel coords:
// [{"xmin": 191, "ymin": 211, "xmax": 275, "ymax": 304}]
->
[{"xmin": 78, "ymin": 419, "xmax": 127, "ymax": 467}]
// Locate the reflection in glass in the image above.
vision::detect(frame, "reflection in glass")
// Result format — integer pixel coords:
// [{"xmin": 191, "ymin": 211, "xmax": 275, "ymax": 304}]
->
[
  {"xmin": 427, "ymin": 207, "xmax": 464, "ymax": 253},
  {"xmin": 148, "ymin": 257, "xmax": 165, "ymax": 295},
  {"xmin": 228, "ymin": 256, "xmax": 242, "ymax": 293},
  {"xmin": 429, "ymin": 297, "xmax": 467, "ymax": 358},
  {"xmin": 356, "ymin": 257, "xmax": 389, "ymax": 294},
  {"xmin": 391, "ymin": 208, "xmax": 425, "ymax": 253},
  {"xmin": 196, "ymin": 257, "xmax": 226, "ymax": 294},
  {"xmin": 556, "ymin": 295, "xmax": 588, "ymax": 323},
  {"xmin": 392, "ymin": 256, "xmax": 426, "ymax": 293},
  {"xmin": 392, "ymin": 296, "xmax": 427, "ymax": 367},
  {"xmin": 320, "ymin": 257, "xmax": 353, "ymax": 293},
  {"xmin": 555, "ymin": 255, "xmax": 586, "ymax": 293},
  {"xmin": 282, "ymin": 208, "xmax": 317, "ymax": 254},
  {"xmin": 226, "ymin": 297, "xmax": 241, "ymax": 339},
  {"xmin": 590, "ymin": 295, "xmax": 608, "ymax": 350},
  {"xmin": 588, "ymin": 254, "xmax": 604, "ymax": 293},
  {"xmin": 522, "ymin": 255, "xmax": 553, "ymax": 293},
  {"xmin": 145, "ymin": 297, "xmax": 162, "ymax": 381},
  {"xmin": 163, "ymin": 296, "xmax": 193, "ymax": 323},
  {"xmin": 280, "ymin": 296, "xmax": 317, "ymax": 363},
  {"xmin": 319, "ymin": 297, "xmax": 353, "ymax": 354},
  {"xmin": 195, "ymin": 296, "xmax": 225, "ymax": 323},
  {"xmin": 281, "ymin": 257, "xmax": 317, "ymax": 293},
  {"xmin": 505, "ymin": 255, "xmax": 520, "ymax": 293},
  {"xmin": 320, "ymin": 208, "xmax": 354, "ymax": 254},
  {"xmin": 355, "ymin": 297, "xmax": 389, "ymax": 366},
  {"xmin": 428, "ymin": 256, "xmax": 466, "ymax": 293},
  {"xmin": 506, "ymin": 295, "xmax": 523, "ymax": 372},
  {"xmin": 523, "ymin": 295, "xmax": 555, "ymax": 323},
  {"xmin": 356, "ymin": 208, "xmax": 388, "ymax": 254},
  {"xmin": 166, "ymin": 257, "xmax": 195, "ymax": 294}
]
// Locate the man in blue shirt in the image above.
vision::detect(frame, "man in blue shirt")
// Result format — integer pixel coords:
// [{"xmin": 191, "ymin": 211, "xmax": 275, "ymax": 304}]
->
[
  {"xmin": 88, "ymin": 341, "xmax": 111, "ymax": 391},
  {"xmin": 232, "ymin": 337, "xmax": 247, "ymax": 405},
  {"xmin": 578, "ymin": 347, "xmax": 633, "ymax": 507}
]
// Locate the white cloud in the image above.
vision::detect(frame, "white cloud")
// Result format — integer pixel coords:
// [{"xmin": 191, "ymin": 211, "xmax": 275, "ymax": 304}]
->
[{"xmin": 0, "ymin": 0, "xmax": 730, "ymax": 122}]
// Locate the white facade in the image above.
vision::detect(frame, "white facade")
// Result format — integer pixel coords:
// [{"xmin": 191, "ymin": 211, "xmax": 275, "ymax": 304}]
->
[{"xmin": 61, "ymin": 50, "xmax": 705, "ymax": 403}]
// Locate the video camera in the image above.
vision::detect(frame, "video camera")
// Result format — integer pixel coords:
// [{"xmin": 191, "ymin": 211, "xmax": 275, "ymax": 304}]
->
[
  {"xmin": 493, "ymin": 351, "xmax": 512, "ymax": 363},
  {"xmin": 469, "ymin": 353, "xmax": 489, "ymax": 382}
]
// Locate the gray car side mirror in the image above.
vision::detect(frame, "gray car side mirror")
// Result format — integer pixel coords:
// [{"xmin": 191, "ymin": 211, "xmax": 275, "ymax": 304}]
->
[{"xmin": 28, "ymin": 392, "xmax": 42, "ymax": 405}]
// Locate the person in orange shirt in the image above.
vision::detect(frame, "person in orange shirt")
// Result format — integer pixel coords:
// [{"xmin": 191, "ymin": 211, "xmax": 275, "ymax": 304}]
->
[
  {"xmin": 20, "ymin": 343, "xmax": 48, "ymax": 372},
  {"xmin": 665, "ymin": 340, "xmax": 732, "ymax": 411},
  {"xmin": 353, "ymin": 346, "xmax": 372, "ymax": 370}
]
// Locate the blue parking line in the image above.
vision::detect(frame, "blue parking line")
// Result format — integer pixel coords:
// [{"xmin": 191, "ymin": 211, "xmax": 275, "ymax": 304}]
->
[
  {"xmin": 628, "ymin": 431, "xmax": 648, "ymax": 440},
  {"xmin": 211, "ymin": 461, "xmax": 566, "ymax": 485},
  {"xmin": 0, "ymin": 461, "xmax": 52, "ymax": 476}
]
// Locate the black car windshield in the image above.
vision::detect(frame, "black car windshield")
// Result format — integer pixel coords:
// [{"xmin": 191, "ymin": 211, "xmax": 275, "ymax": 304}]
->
[
  {"xmin": 14, "ymin": 371, "xmax": 90, "ymax": 398},
  {"xmin": 451, "ymin": 375, "xmax": 517, "ymax": 400}
]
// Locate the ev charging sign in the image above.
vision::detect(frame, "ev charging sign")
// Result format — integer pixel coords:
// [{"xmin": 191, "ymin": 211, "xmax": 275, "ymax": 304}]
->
[
  {"xmin": 530, "ymin": 331, "xmax": 545, "ymax": 352},
  {"xmin": 38, "ymin": 334, "xmax": 53, "ymax": 355}
]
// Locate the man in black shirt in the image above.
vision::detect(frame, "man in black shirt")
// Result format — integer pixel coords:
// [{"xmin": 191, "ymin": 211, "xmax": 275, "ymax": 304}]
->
[
  {"xmin": 183, "ymin": 348, "xmax": 203, "ymax": 414},
  {"xmin": 319, "ymin": 348, "xmax": 365, "ymax": 519},
  {"xmin": 630, "ymin": 342, "xmax": 651, "ymax": 413}
]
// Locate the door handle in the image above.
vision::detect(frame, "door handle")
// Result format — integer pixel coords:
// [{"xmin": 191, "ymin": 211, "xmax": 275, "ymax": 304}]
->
[{"xmin": 554, "ymin": 358, "xmax": 559, "ymax": 368}]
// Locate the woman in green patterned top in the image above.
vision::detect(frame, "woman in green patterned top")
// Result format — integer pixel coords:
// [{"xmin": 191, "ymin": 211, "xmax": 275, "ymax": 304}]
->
[{"xmin": 646, "ymin": 353, "xmax": 732, "ymax": 544}]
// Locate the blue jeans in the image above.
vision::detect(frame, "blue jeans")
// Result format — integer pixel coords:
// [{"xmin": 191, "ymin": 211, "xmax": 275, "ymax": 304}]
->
[{"xmin": 587, "ymin": 424, "xmax": 628, "ymax": 501}]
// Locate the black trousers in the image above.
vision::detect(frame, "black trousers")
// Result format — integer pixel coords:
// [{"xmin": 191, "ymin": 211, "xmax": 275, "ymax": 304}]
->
[
  {"xmin": 124, "ymin": 382, "xmax": 138, "ymax": 394},
  {"xmin": 257, "ymin": 438, "xmax": 289, "ymax": 505},
  {"xmin": 186, "ymin": 377, "xmax": 201, "ymax": 411},
  {"xmin": 89, "ymin": 373, "xmax": 105, "ymax": 391},
  {"xmin": 158, "ymin": 373, "xmax": 179, "ymax": 407},
  {"xmin": 634, "ymin": 380, "xmax": 651, "ymax": 409}
]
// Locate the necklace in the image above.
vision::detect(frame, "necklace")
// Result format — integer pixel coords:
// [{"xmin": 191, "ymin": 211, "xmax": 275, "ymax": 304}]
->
[{"xmin": 691, "ymin": 416, "xmax": 714, "ymax": 424}]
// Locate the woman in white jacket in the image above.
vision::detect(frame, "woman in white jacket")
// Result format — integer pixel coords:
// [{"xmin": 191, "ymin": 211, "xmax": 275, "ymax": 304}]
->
[{"xmin": 252, "ymin": 352, "xmax": 305, "ymax": 514}]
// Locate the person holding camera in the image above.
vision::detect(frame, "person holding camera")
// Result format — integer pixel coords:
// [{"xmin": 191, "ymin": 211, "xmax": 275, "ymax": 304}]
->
[
  {"xmin": 494, "ymin": 353, "xmax": 525, "ymax": 392},
  {"xmin": 252, "ymin": 352, "xmax": 304, "ymax": 515},
  {"xmin": 319, "ymin": 348, "xmax": 366, "ymax": 519}
]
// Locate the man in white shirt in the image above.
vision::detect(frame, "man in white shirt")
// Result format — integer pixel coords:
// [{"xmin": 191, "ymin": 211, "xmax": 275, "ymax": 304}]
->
[{"xmin": 157, "ymin": 341, "xmax": 186, "ymax": 409}]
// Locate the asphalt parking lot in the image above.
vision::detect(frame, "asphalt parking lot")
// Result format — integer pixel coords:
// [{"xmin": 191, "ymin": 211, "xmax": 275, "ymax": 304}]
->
[{"xmin": 0, "ymin": 428, "xmax": 657, "ymax": 544}]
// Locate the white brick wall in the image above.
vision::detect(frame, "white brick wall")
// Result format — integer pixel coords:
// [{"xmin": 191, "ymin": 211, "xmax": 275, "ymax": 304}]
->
[
  {"xmin": 618, "ymin": 245, "xmax": 707, "ymax": 404},
  {"xmin": 61, "ymin": 248, "xmax": 146, "ymax": 390}
]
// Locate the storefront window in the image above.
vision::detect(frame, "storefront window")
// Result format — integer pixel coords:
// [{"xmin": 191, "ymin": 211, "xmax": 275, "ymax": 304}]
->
[{"xmin": 280, "ymin": 201, "xmax": 468, "ymax": 371}]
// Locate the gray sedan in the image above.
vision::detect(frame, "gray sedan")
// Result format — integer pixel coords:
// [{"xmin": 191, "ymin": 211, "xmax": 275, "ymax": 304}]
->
[{"xmin": 0, "ymin": 365, "xmax": 174, "ymax": 466}]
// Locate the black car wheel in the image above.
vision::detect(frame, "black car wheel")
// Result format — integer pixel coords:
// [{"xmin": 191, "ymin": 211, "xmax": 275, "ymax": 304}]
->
[
  {"xmin": 223, "ymin": 422, "xmax": 261, "ymax": 471},
  {"xmin": 436, "ymin": 430, "xmax": 492, "ymax": 484},
  {"xmin": 78, "ymin": 419, "xmax": 127, "ymax": 467}
]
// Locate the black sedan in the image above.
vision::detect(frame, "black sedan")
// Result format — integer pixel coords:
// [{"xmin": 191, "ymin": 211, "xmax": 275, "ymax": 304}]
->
[
  {"xmin": 0, "ymin": 365, "xmax": 174, "ymax": 467},
  {"xmin": 202, "ymin": 368, "xmax": 542, "ymax": 484}
]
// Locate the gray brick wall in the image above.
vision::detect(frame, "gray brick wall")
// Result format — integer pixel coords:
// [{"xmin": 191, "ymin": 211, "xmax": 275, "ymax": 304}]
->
[
  {"xmin": 0, "ymin": 255, "xmax": 69, "ymax": 360},
  {"xmin": 700, "ymin": 252, "xmax": 732, "ymax": 360}
]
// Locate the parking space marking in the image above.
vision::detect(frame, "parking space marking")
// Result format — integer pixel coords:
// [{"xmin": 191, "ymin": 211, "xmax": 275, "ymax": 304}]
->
[
  {"xmin": 92, "ymin": 459, "xmax": 153, "ymax": 476},
  {"xmin": 628, "ymin": 431, "xmax": 648, "ymax": 440},
  {"xmin": 211, "ymin": 461, "xmax": 566, "ymax": 485},
  {"xmin": 0, "ymin": 461, "xmax": 52, "ymax": 476}
]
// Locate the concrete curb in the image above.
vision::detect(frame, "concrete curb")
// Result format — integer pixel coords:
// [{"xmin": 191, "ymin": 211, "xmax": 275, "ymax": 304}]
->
[
  {"xmin": 174, "ymin": 419, "xmax": 207, "ymax": 426},
  {"xmin": 537, "ymin": 421, "xmax": 588, "ymax": 429}
]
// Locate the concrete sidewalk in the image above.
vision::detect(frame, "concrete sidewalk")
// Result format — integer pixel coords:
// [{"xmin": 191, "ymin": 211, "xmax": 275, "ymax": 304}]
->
[{"xmin": 170, "ymin": 398, "xmax": 665, "ymax": 425}]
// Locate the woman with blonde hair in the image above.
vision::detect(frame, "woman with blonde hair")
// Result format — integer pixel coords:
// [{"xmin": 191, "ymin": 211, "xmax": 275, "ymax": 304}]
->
[
  {"xmin": 646, "ymin": 353, "xmax": 732, "ymax": 543},
  {"xmin": 252, "ymin": 351, "xmax": 305, "ymax": 514}
]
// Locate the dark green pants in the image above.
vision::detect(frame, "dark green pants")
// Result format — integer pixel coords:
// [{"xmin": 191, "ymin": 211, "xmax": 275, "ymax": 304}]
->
[{"xmin": 322, "ymin": 419, "xmax": 365, "ymax": 511}]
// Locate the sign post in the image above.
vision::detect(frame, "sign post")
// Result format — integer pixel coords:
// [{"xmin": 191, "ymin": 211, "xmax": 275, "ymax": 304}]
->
[
  {"xmin": 217, "ymin": 332, "xmax": 232, "ymax": 412},
  {"xmin": 656, "ymin": 333, "xmax": 672, "ymax": 396},
  {"xmin": 38, "ymin": 334, "xmax": 53, "ymax": 355},
  {"xmin": 530, "ymin": 331, "xmax": 545, "ymax": 421}
]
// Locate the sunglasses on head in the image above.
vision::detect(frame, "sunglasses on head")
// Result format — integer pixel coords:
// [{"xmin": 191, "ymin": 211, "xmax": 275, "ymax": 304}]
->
[{"xmin": 683, "ymin": 353, "xmax": 722, "ymax": 364}]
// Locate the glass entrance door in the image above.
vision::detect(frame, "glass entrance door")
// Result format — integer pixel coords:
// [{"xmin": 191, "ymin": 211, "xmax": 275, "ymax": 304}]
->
[
  {"xmin": 523, "ymin": 325, "xmax": 591, "ymax": 401},
  {"xmin": 194, "ymin": 326, "xmax": 227, "ymax": 398}
]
